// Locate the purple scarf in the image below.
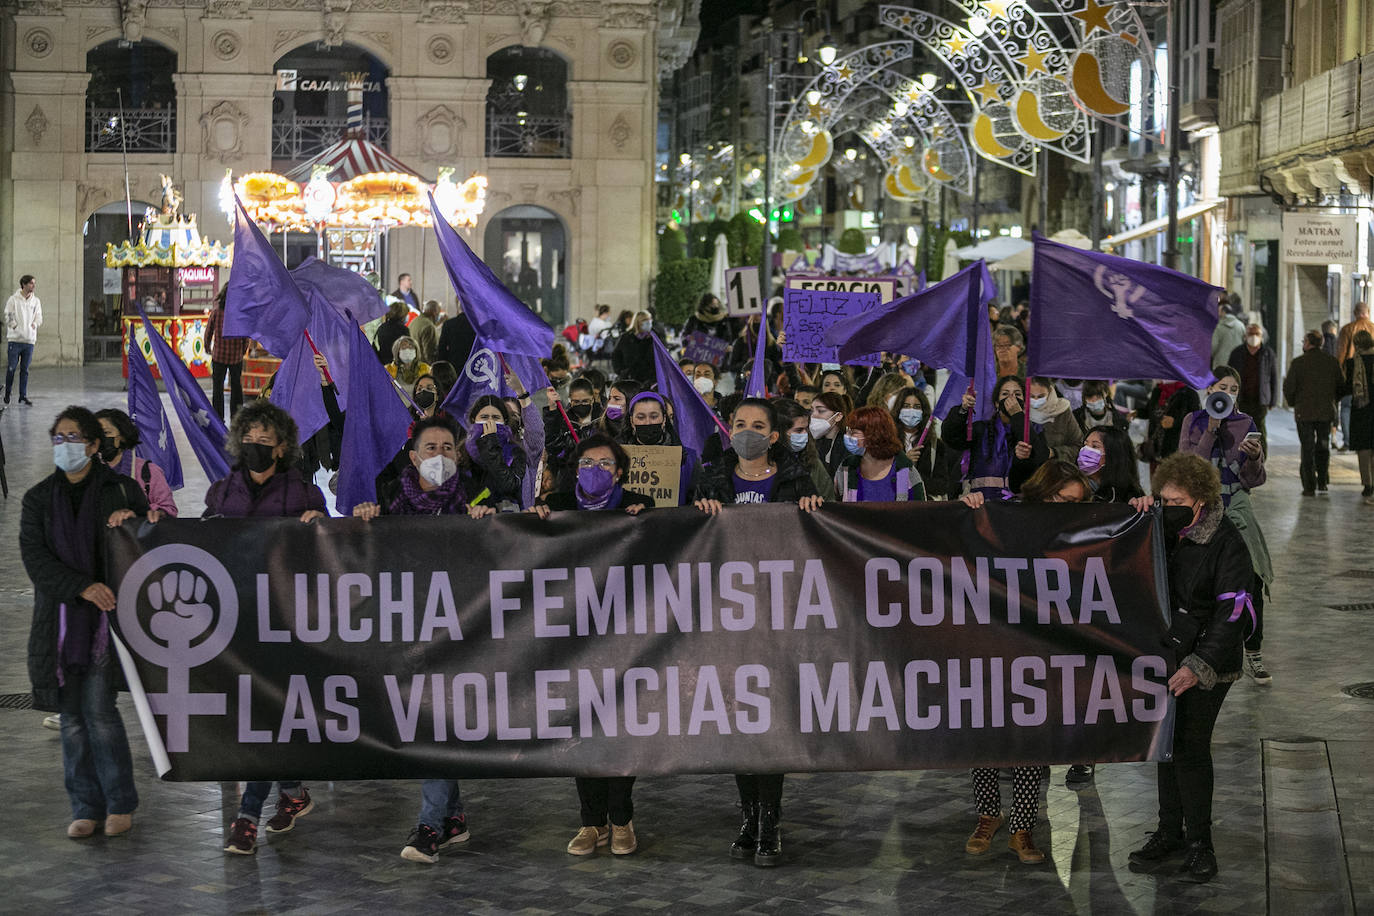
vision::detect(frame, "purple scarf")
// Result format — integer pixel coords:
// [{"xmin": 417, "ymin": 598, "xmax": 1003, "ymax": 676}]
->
[
  {"xmin": 465, "ymin": 425, "xmax": 516, "ymax": 467},
  {"xmin": 389, "ymin": 464, "xmax": 469, "ymax": 515},
  {"xmin": 50, "ymin": 466, "xmax": 110, "ymax": 684},
  {"xmin": 576, "ymin": 481, "xmax": 624, "ymax": 511}
]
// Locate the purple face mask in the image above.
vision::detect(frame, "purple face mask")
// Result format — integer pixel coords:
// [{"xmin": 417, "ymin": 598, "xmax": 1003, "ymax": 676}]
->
[
  {"xmin": 605, "ymin": 404, "xmax": 624, "ymax": 421},
  {"xmin": 1076, "ymin": 445, "xmax": 1104, "ymax": 474},
  {"xmin": 575, "ymin": 465, "xmax": 619, "ymax": 510}
]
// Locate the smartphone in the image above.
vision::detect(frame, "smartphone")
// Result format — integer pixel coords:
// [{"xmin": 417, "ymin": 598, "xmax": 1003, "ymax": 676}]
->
[{"xmin": 1243, "ymin": 430, "xmax": 1262, "ymax": 441}]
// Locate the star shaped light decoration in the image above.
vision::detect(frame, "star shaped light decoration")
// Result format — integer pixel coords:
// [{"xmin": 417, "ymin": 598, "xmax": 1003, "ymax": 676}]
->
[
  {"xmin": 974, "ymin": 79, "xmax": 1002, "ymax": 106},
  {"xmin": 945, "ymin": 33, "xmax": 968, "ymax": 55},
  {"xmin": 1071, "ymin": 0, "xmax": 1113, "ymax": 37},
  {"xmin": 836, "ymin": 62, "xmax": 855, "ymax": 81},
  {"xmin": 981, "ymin": 0, "xmax": 1013, "ymax": 18},
  {"xmin": 1018, "ymin": 44, "xmax": 1049, "ymax": 77},
  {"xmin": 897, "ymin": 12, "xmax": 914, "ymax": 27}
]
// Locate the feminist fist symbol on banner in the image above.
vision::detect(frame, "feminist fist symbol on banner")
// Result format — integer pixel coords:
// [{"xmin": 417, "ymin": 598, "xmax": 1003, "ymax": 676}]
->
[
  {"xmin": 1092, "ymin": 265, "xmax": 1146, "ymax": 320},
  {"xmin": 465, "ymin": 347, "xmax": 499, "ymax": 389},
  {"xmin": 147, "ymin": 570, "xmax": 215, "ymax": 646}
]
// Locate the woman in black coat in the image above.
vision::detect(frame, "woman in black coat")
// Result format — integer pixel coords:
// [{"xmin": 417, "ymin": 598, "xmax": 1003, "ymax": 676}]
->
[
  {"xmin": 1127, "ymin": 453, "xmax": 1253, "ymax": 883},
  {"xmin": 692, "ymin": 398, "xmax": 823, "ymax": 868},
  {"xmin": 21, "ymin": 406, "xmax": 153, "ymax": 840}
]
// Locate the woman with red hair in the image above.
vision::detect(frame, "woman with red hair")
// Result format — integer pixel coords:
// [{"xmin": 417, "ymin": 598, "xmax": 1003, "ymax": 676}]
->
[{"xmin": 833, "ymin": 405, "xmax": 926, "ymax": 502}]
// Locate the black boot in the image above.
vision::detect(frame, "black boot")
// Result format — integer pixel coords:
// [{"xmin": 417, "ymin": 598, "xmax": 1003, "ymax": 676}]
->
[
  {"xmin": 754, "ymin": 803, "xmax": 781, "ymax": 867},
  {"xmin": 1128, "ymin": 828, "xmax": 1186, "ymax": 865},
  {"xmin": 1177, "ymin": 841, "xmax": 1218, "ymax": 882},
  {"xmin": 730, "ymin": 801, "xmax": 759, "ymax": 859}
]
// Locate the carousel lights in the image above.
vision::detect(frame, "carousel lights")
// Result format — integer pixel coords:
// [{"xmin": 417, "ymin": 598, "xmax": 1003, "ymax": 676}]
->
[
  {"xmin": 303, "ymin": 165, "xmax": 337, "ymax": 224},
  {"xmin": 845, "ymin": 148, "xmax": 858, "ymax": 161},
  {"xmin": 218, "ymin": 169, "xmax": 235, "ymax": 222}
]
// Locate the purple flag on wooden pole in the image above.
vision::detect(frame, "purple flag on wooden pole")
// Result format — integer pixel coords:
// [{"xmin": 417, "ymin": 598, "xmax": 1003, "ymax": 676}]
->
[
  {"xmin": 269, "ymin": 334, "xmax": 329, "ymax": 441},
  {"xmin": 438, "ymin": 336, "xmax": 545, "ymax": 427},
  {"xmin": 136, "ymin": 301, "xmax": 232, "ymax": 481},
  {"xmin": 649, "ymin": 332, "xmax": 729, "ymax": 456},
  {"xmin": 223, "ymin": 195, "xmax": 311, "ymax": 356},
  {"xmin": 742, "ymin": 311, "xmax": 769, "ymax": 398},
  {"xmin": 427, "ymin": 193, "xmax": 553, "ymax": 397},
  {"xmin": 126, "ymin": 335, "xmax": 184, "ymax": 489},
  {"xmin": 336, "ymin": 315, "xmax": 413, "ymax": 515},
  {"xmin": 823, "ymin": 261, "xmax": 999, "ymax": 422},
  {"xmin": 1027, "ymin": 232, "xmax": 1222, "ymax": 387}
]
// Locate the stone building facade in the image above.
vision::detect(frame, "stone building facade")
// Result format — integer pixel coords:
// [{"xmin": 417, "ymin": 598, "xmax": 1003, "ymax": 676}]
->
[{"xmin": 1, "ymin": 0, "xmax": 694, "ymax": 365}]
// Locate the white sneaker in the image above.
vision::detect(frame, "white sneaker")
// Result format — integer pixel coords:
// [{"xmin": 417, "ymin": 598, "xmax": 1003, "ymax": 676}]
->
[
  {"xmin": 42, "ymin": 714, "xmax": 60, "ymax": 731},
  {"xmin": 1244, "ymin": 651, "xmax": 1272, "ymax": 685}
]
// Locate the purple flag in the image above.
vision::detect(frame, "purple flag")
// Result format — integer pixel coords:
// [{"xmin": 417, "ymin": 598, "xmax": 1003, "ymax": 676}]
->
[
  {"xmin": 336, "ymin": 317, "xmax": 413, "ymax": 515},
  {"xmin": 290, "ymin": 257, "xmax": 387, "ymax": 325},
  {"xmin": 223, "ymin": 195, "xmax": 310, "ymax": 356},
  {"xmin": 427, "ymin": 193, "xmax": 553, "ymax": 396},
  {"xmin": 136, "ymin": 302, "xmax": 232, "ymax": 481},
  {"xmin": 650, "ymin": 332, "xmax": 726, "ymax": 457},
  {"xmin": 126, "ymin": 335, "xmax": 184, "ymax": 490},
  {"xmin": 1027, "ymin": 232, "xmax": 1221, "ymax": 387},
  {"xmin": 269, "ymin": 334, "xmax": 329, "ymax": 441},
  {"xmin": 437, "ymin": 337, "xmax": 549, "ymax": 428},
  {"xmin": 823, "ymin": 261, "xmax": 998, "ymax": 422},
  {"xmin": 743, "ymin": 313, "xmax": 769, "ymax": 398}
]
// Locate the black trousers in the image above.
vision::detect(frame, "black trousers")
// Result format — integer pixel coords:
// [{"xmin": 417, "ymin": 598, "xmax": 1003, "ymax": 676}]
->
[
  {"xmin": 1246, "ymin": 572, "xmax": 1265, "ymax": 652},
  {"xmin": 1157, "ymin": 680, "xmax": 1232, "ymax": 846},
  {"xmin": 735, "ymin": 773, "xmax": 784, "ymax": 805},
  {"xmin": 576, "ymin": 776, "xmax": 635, "ymax": 827},
  {"xmin": 211, "ymin": 360, "xmax": 243, "ymax": 423},
  {"xmin": 1295, "ymin": 419, "xmax": 1331, "ymax": 491}
]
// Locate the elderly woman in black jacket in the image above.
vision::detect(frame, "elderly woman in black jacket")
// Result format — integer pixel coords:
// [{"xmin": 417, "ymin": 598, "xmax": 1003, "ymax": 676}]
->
[
  {"xmin": 21, "ymin": 406, "xmax": 155, "ymax": 840},
  {"xmin": 1127, "ymin": 452, "xmax": 1252, "ymax": 883},
  {"xmin": 693, "ymin": 398, "xmax": 822, "ymax": 867}
]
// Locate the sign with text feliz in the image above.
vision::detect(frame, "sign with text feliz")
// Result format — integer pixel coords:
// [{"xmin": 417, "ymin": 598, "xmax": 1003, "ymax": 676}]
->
[{"xmin": 107, "ymin": 504, "xmax": 1177, "ymax": 780}]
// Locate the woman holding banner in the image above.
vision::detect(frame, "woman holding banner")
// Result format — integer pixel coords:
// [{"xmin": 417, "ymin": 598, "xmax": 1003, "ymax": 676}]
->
[
  {"xmin": 889, "ymin": 386, "xmax": 936, "ymax": 483},
  {"xmin": 1127, "ymin": 453, "xmax": 1251, "ymax": 883},
  {"xmin": 22, "ymin": 406, "xmax": 156, "ymax": 840},
  {"xmin": 941, "ymin": 376, "xmax": 1049, "ymax": 499},
  {"xmin": 1027, "ymin": 377, "xmax": 1084, "ymax": 464},
  {"xmin": 693, "ymin": 398, "xmax": 823, "ymax": 867},
  {"xmin": 618, "ymin": 391, "xmax": 699, "ymax": 505},
  {"xmin": 531, "ymin": 434, "xmax": 651, "ymax": 856},
  {"xmin": 833, "ymin": 406, "xmax": 926, "ymax": 502},
  {"xmin": 461, "ymin": 396, "xmax": 528, "ymax": 511},
  {"xmin": 808, "ymin": 392, "xmax": 850, "ymax": 476},
  {"xmin": 93, "ymin": 408, "xmax": 178, "ymax": 517},
  {"xmin": 773, "ymin": 398, "xmax": 836, "ymax": 500},
  {"xmin": 209, "ymin": 401, "xmax": 325, "ymax": 855}
]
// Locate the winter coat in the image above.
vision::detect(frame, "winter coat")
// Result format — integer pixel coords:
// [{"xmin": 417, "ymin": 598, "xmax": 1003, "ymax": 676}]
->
[
  {"xmin": 373, "ymin": 315, "xmax": 409, "ymax": 365},
  {"xmin": 1227, "ymin": 343, "xmax": 1279, "ymax": 407},
  {"xmin": 940, "ymin": 406, "xmax": 1050, "ymax": 496},
  {"xmin": 1164, "ymin": 505, "xmax": 1253, "ymax": 688},
  {"xmin": 463, "ymin": 431, "xmax": 528, "ymax": 509},
  {"xmin": 203, "ymin": 465, "xmax": 326, "ymax": 518},
  {"xmin": 1283, "ymin": 348, "xmax": 1344, "ymax": 423},
  {"xmin": 542, "ymin": 489, "xmax": 655, "ymax": 511},
  {"xmin": 21, "ymin": 463, "xmax": 149, "ymax": 710},
  {"xmin": 1211, "ymin": 313, "xmax": 1246, "ymax": 369},
  {"xmin": 692, "ymin": 448, "xmax": 818, "ymax": 504},
  {"xmin": 611, "ymin": 332, "xmax": 659, "ymax": 384},
  {"xmin": 435, "ymin": 311, "xmax": 477, "ymax": 369}
]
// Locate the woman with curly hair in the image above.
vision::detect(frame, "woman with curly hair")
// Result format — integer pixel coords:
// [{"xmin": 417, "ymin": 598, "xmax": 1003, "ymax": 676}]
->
[{"xmin": 833, "ymin": 405, "xmax": 926, "ymax": 502}]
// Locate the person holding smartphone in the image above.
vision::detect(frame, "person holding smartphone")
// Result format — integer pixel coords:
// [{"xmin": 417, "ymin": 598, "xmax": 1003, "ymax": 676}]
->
[{"xmin": 1178, "ymin": 366, "xmax": 1273, "ymax": 686}]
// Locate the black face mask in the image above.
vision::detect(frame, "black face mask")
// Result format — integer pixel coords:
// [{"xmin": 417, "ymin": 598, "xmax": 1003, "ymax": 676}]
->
[
  {"xmin": 634, "ymin": 423, "xmax": 666, "ymax": 446},
  {"xmin": 414, "ymin": 389, "xmax": 437, "ymax": 409},
  {"xmin": 241, "ymin": 441, "xmax": 278, "ymax": 473},
  {"xmin": 568, "ymin": 403, "xmax": 595, "ymax": 421},
  {"xmin": 1161, "ymin": 504, "xmax": 1199, "ymax": 541},
  {"xmin": 98, "ymin": 436, "xmax": 121, "ymax": 463}
]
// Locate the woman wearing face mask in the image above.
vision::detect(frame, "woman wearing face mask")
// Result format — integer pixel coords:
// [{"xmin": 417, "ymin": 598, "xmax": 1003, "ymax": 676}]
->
[
  {"xmin": 543, "ymin": 378, "xmax": 603, "ymax": 492},
  {"xmin": 864, "ymin": 371, "xmax": 913, "ymax": 413},
  {"xmin": 809, "ymin": 391, "xmax": 851, "ymax": 475},
  {"xmin": 1027, "ymin": 377, "xmax": 1084, "ymax": 463},
  {"xmin": 1125, "ymin": 453, "xmax": 1251, "ymax": 884},
  {"xmin": 692, "ymin": 398, "xmax": 823, "ymax": 867},
  {"xmin": 942, "ymin": 376, "xmax": 1050, "ymax": 499},
  {"xmin": 889, "ymin": 386, "xmax": 936, "ymax": 483},
  {"xmin": 386, "ymin": 336, "xmax": 430, "ymax": 388},
  {"xmin": 411, "ymin": 374, "xmax": 441, "ymax": 419},
  {"xmin": 611, "ymin": 309, "xmax": 658, "ymax": 383},
  {"xmin": 773, "ymin": 398, "xmax": 837, "ymax": 500},
  {"xmin": 1178, "ymin": 366, "xmax": 1273, "ymax": 686},
  {"xmin": 1076, "ymin": 426, "xmax": 1144, "ymax": 505},
  {"xmin": 462, "ymin": 396, "xmax": 528, "ymax": 510},
  {"xmin": 599, "ymin": 380, "xmax": 642, "ymax": 439},
  {"xmin": 1073, "ymin": 380, "xmax": 1129, "ymax": 433},
  {"xmin": 834, "ymin": 405, "xmax": 926, "ymax": 502},
  {"xmin": 692, "ymin": 362, "xmax": 720, "ymax": 410},
  {"xmin": 208, "ymin": 401, "xmax": 325, "ymax": 856},
  {"xmin": 21, "ymin": 406, "xmax": 156, "ymax": 841},
  {"xmin": 530, "ymin": 435, "xmax": 651, "ymax": 856},
  {"xmin": 93, "ymin": 408, "xmax": 177, "ymax": 517},
  {"xmin": 618, "ymin": 391, "xmax": 699, "ymax": 504}
]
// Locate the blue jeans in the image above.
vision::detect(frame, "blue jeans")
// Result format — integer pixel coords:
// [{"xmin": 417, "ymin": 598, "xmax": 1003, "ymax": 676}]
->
[
  {"xmin": 239, "ymin": 780, "xmax": 302, "ymax": 820},
  {"xmin": 59, "ymin": 655, "xmax": 138, "ymax": 820},
  {"xmin": 417, "ymin": 779, "xmax": 463, "ymax": 830},
  {"xmin": 1340, "ymin": 395, "xmax": 1352, "ymax": 445},
  {"xmin": 5, "ymin": 341, "xmax": 34, "ymax": 398}
]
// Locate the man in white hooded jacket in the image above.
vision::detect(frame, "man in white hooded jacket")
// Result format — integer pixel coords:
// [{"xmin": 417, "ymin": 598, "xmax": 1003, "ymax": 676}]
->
[{"xmin": 5, "ymin": 274, "xmax": 42, "ymax": 405}]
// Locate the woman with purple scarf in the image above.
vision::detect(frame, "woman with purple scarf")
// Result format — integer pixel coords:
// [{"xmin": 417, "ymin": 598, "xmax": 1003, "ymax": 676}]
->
[
  {"xmin": 941, "ymin": 375, "xmax": 1050, "ymax": 499},
  {"xmin": 462, "ymin": 395, "xmax": 528, "ymax": 510},
  {"xmin": 94, "ymin": 408, "xmax": 177, "ymax": 516},
  {"xmin": 21, "ymin": 406, "xmax": 157, "ymax": 839},
  {"xmin": 353, "ymin": 414, "xmax": 495, "ymax": 864},
  {"xmin": 533, "ymin": 434, "xmax": 652, "ymax": 856}
]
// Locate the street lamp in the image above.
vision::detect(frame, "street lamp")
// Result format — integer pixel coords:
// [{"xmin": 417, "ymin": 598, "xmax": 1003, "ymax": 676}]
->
[
  {"xmin": 818, "ymin": 35, "xmax": 838, "ymax": 66},
  {"xmin": 920, "ymin": 72, "xmax": 938, "ymax": 91}
]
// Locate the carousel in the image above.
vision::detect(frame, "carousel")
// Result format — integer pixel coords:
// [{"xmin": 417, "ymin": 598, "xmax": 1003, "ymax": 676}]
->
[
  {"xmin": 106, "ymin": 175, "xmax": 233, "ymax": 379},
  {"xmin": 226, "ymin": 73, "xmax": 487, "ymax": 272}
]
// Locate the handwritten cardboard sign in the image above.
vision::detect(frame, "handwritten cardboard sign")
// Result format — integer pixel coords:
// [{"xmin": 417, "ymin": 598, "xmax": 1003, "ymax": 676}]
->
[
  {"xmin": 621, "ymin": 445, "xmax": 682, "ymax": 507},
  {"xmin": 781, "ymin": 287, "xmax": 882, "ymax": 366},
  {"xmin": 682, "ymin": 330, "xmax": 731, "ymax": 367}
]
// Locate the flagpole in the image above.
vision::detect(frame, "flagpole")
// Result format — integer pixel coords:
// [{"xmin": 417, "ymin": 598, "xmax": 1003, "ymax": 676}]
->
[
  {"xmin": 1163, "ymin": 0, "xmax": 1182, "ymax": 271},
  {"xmin": 116, "ymin": 88, "xmax": 133, "ymax": 240}
]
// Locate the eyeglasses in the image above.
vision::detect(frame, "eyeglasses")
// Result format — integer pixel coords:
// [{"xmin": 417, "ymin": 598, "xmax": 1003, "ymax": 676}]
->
[
  {"xmin": 51, "ymin": 433, "xmax": 85, "ymax": 445},
  {"xmin": 577, "ymin": 458, "xmax": 617, "ymax": 471}
]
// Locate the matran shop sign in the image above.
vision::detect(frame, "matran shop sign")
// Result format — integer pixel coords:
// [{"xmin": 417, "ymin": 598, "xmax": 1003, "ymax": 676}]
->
[{"xmin": 1280, "ymin": 213, "xmax": 1357, "ymax": 265}]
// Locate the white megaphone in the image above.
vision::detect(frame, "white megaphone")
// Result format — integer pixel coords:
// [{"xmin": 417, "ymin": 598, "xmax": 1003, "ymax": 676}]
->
[{"xmin": 1204, "ymin": 390, "xmax": 1234, "ymax": 420}]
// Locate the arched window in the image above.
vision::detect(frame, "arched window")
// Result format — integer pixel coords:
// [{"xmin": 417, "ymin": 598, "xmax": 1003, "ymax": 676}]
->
[
  {"xmin": 86, "ymin": 40, "xmax": 177, "ymax": 153},
  {"xmin": 272, "ymin": 43, "xmax": 390, "ymax": 165},
  {"xmin": 486, "ymin": 47, "xmax": 571, "ymax": 158},
  {"xmin": 484, "ymin": 205, "xmax": 567, "ymax": 323}
]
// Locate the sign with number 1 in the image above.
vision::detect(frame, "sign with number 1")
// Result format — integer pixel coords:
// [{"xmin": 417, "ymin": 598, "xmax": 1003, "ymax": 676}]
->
[{"xmin": 724, "ymin": 266, "xmax": 762, "ymax": 317}]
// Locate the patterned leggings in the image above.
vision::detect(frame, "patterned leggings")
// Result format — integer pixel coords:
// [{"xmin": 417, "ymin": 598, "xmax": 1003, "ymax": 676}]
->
[{"xmin": 971, "ymin": 766, "xmax": 1042, "ymax": 834}]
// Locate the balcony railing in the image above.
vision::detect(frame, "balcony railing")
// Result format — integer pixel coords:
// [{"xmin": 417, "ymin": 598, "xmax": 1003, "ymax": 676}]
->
[
  {"xmin": 86, "ymin": 107, "xmax": 175, "ymax": 154},
  {"xmin": 486, "ymin": 113, "xmax": 571, "ymax": 158},
  {"xmin": 271, "ymin": 114, "xmax": 390, "ymax": 162}
]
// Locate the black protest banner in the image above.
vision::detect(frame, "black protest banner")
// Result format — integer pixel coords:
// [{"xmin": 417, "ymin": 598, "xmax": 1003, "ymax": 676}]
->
[{"xmin": 107, "ymin": 502, "xmax": 1176, "ymax": 781}]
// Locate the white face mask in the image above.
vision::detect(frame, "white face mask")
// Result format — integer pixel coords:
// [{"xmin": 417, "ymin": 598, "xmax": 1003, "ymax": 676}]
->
[
  {"xmin": 418, "ymin": 455, "xmax": 457, "ymax": 487},
  {"xmin": 1245, "ymin": 334, "xmax": 1262, "ymax": 347},
  {"xmin": 693, "ymin": 376, "xmax": 714, "ymax": 394},
  {"xmin": 884, "ymin": 393, "xmax": 898, "ymax": 409},
  {"xmin": 809, "ymin": 415, "xmax": 834, "ymax": 438},
  {"xmin": 399, "ymin": 348, "xmax": 417, "ymax": 364},
  {"xmin": 1085, "ymin": 398, "xmax": 1107, "ymax": 415}
]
